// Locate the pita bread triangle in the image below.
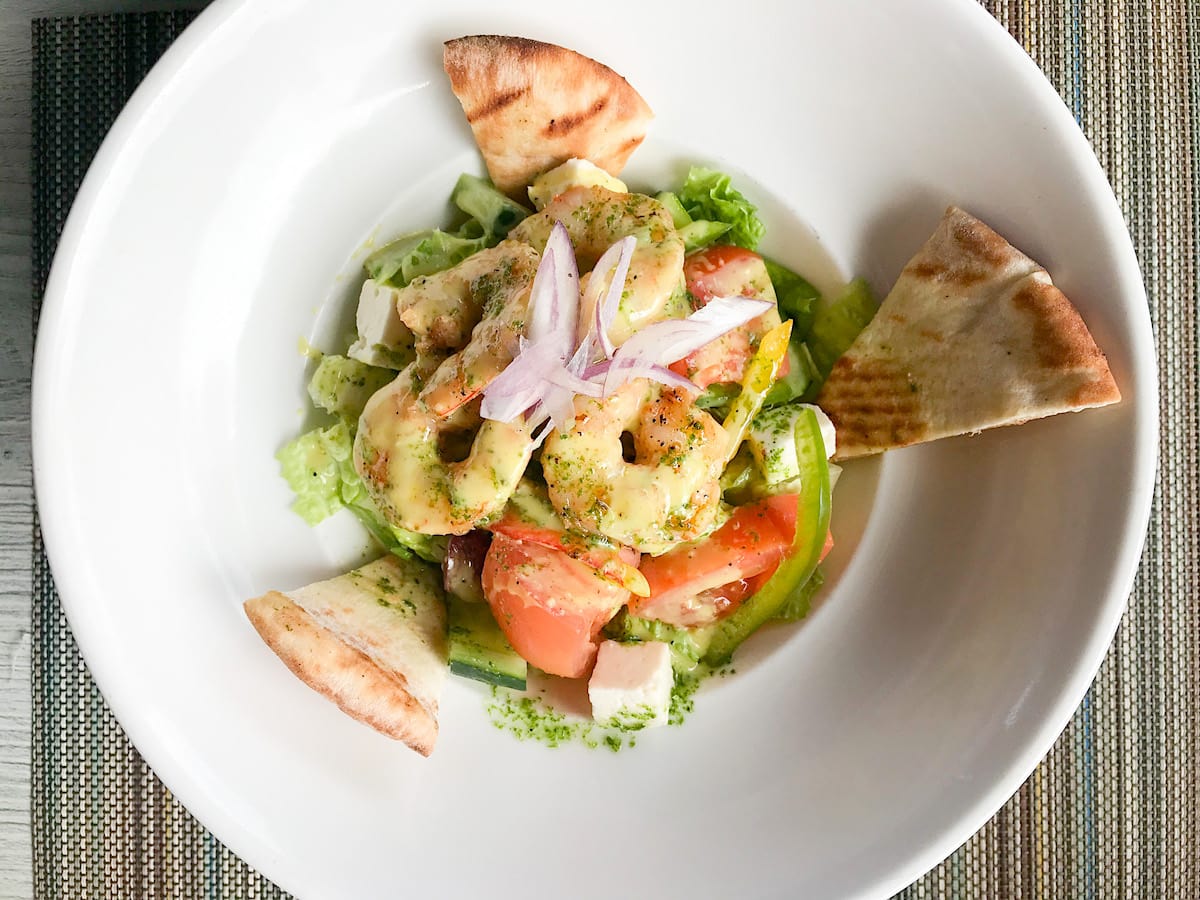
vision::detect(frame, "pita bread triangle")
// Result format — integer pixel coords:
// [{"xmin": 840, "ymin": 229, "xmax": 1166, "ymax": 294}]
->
[
  {"xmin": 244, "ymin": 555, "xmax": 448, "ymax": 756},
  {"xmin": 816, "ymin": 206, "xmax": 1121, "ymax": 461},
  {"xmin": 443, "ymin": 35, "xmax": 653, "ymax": 196}
]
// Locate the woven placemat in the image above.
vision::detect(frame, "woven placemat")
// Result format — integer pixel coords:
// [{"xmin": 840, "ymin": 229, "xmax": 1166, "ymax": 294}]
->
[{"xmin": 30, "ymin": 6, "xmax": 1196, "ymax": 898}]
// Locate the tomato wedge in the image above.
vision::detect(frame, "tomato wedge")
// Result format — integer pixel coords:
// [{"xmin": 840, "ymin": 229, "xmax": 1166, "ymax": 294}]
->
[
  {"xmin": 631, "ymin": 495, "xmax": 799, "ymax": 628},
  {"xmin": 672, "ymin": 246, "xmax": 786, "ymax": 389},
  {"xmin": 489, "ymin": 509, "xmax": 648, "ymax": 596},
  {"xmin": 482, "ymin": 533, "xmax": 629, "ymax": 678}
]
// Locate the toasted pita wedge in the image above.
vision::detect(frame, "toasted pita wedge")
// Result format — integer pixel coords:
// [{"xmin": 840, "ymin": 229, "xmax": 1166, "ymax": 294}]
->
[
  {"xmin": 443, "ymin": 35, "xmax": 652, "ymax": 197},
  {"xmin": 817, "ymin": 206, "xmax": 1121, "ymax": 460},
  {"xmin": 244, "ymin": 555, "xmax": 447, "ymax": 756}
]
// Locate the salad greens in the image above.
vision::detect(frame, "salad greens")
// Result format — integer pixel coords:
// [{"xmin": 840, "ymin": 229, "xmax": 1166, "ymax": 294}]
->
[
  {"xmin": 279, "ymin": 354, "xmax": 446, "ymax": 563},
  {"xmin": 676, "ymin": 166, "xmax": 767, "ymax": 250},
  {"xmin": 277, "ymin": 166, "xmax": 876, "ymax": 729},
  {"xmin": 277, "ymin": 421, "xmax": 362, "ymax": 527},
  {"xmin": 450, "ymin": 173, "xmax": 531, "ymax": 240},
  {"xmin": 764, "ymin": 257, "xmax": 821, "ymax": 336},
  {"xmin": 654, "ymin": 189, "xmax": 732, "ymax": 252},
  {"xmin": 806, "ymin": 277, "xmax": 878, "ymax": 385},
  {"xmin": 365, "ymin": 176, "xmax": 529, "ymax": 287},
  {"xmin": 307, "ymin": 354, "xmax": 396, "ymax": 423}
]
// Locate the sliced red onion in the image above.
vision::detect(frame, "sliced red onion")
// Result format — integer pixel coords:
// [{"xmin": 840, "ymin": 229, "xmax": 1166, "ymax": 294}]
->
[
  {"xmin": 647, "ymin": 364, "xmax": 703, "ymax": 394},
  {"xmin": 482, "ymin": 232, "xmax": 770, "ymax": 434},
  {"xmin": 544, "ymin": 365, "xmax": 604, "ymax": 397},
  {"xmin": 480, "ymin": 339, "xmax": 561, "ymax": 421},
  {"xmin": 582, "ymin": 359, "xmax": 612, "ymax": 381},
  {"xmin": 583, "ymin": 357, "xmax": 697, "ymax": 395},
  {"xmin": 603, "ymin": 296, "xmax": 771, "ymax": 393},
  {"xmin": 580, "ymin": 235, "xmax": 634, "ymax": 360},
  {"xmin": 527, "ymin": 221, "xmax": 579, "ymax": 358}
]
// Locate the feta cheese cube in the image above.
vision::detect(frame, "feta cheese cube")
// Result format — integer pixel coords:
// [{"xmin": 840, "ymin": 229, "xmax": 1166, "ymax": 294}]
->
[
  {"xmin": 347, "ymin": 279, "xmax": 413, "ymax": 369},
  {"xmin": 528, "ymin": 159, "xmax": 628, "ymax": 210},
  {"xmin": 588, "ymin": 640, "xmax": 673, "ymax": 730}
]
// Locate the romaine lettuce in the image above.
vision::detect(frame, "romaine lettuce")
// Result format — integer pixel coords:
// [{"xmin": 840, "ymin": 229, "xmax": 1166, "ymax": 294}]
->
[
  {"xmin": 276, "ymin": 422, "xmax": 360, "ymax": 525},
  {"xmin": 306, "ymin": 354, "xmax": 396, "ymax": 424},
  {"xmin": 805, "ymin": 278, "xmax": 878, "ymax": 389},
  {"xmin": 365, "ymin": 226, "xmax": 489, "ymax": 288},
  {"xmin": 764, "ymin": 258, "xmax": 821, "ymax": 339},
  {"xmin": 774, "ymin": 566, "xmax": 825, "ymax": 622},
  {"xmin": 277, "ymin": 421, "xmax": 447, "ymax": 563},
  {"xmin": 451, "ymin": 174, "xmax": 530, "ymax": 240}
]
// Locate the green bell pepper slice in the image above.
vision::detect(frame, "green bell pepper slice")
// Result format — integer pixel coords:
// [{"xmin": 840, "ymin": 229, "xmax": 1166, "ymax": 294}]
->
[{"xmin": 703, "ymin": 406, "xmax": 832, "ymax": 665}]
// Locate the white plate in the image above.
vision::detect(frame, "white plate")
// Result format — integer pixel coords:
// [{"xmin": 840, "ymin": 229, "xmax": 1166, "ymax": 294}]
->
[{"xmin": 33, "ymin": 1, "xmax": 1156, "ymax": 897}]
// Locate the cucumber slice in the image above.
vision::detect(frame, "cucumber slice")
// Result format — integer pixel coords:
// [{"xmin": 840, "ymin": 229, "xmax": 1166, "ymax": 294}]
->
[
  {"xmin": 678, "ymin": 219, "xmax": 732, "ymax": 251},
  {"xmin": 447, "ymin": 594, "xmax": 527, "ymax": 690},
  {"xmin": 654, "ymin": 191, "xmax": 693, "ymax": 228}
]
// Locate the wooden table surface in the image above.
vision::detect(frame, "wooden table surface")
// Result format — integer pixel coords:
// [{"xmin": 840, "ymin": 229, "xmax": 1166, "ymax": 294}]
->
[{"xmin": 0, "ymin": 4, "xmax": 206, "ymax": 897}]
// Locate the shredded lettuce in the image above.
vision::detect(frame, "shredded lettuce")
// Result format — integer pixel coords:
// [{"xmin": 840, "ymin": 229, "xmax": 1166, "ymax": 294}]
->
[
  {"xmin": 676, "ymin": 167, "xmax": 766, "ymax": 251},
  {"xmin": 307, "ymin": 354, "xmax": 395, "ymax": 424},
  {"xmin": 386, "ymin": 526, "xmax": 448, "ymax": 564},
  {"xmin": 365, "ymin": 174, "xmax": 531, "ymax": 288}
]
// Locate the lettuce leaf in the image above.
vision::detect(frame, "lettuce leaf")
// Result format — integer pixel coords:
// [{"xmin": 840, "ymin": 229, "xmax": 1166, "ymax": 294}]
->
[
  {"xmin": 307, "ymin": 354, "xmax": 396, "ymax": 424},
  {"xmin": 805, "ymin": 278, "xmax": 878, "ymax": 387},
  {"xmin": 774, "ymin": 566, "xmax": 825, "ymax": 622},
  {"xmin": 277, "ymin": 422, "xmax": 447, "ymax": 563},
  {"xmin": 764, "ymin": 258, "xmax": 821, "ymax": 339},
  {"xmin": 365, "ymin": 224, "xmax": 489, "ymax": 288},
  {"xmin": 676, "ymin": 167, "xmax": 766, "ymax": 250},
  {"xmin": 276, "ymin": 422, "xmax": 361, "ymax": 525},
  {"xmin": 451, "ymin": 174, "xmax": 530, "ymax": 240}
]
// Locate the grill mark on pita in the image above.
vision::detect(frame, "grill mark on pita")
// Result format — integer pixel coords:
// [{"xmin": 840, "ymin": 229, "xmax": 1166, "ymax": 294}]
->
[
  {"xmin": 545, "ymin": 96, "xmax": 609, "ymax": 136},
  {"xmin": 906, "ymin": 207, "xmax": 1025, "ymax": 286},
  {"xmin": 467, "ymin": 86, "xmax": 530, "ymax": 122},
  {"xmin": 950, "ymin": 212, "xmax": 1014, "ymax": 267},
  {"xmin": 1010, "ymin": 279, "xmax": 1108, "ymax": 370},
  {"xmin": 823, "ymin": 357, "xmax": 908, "ymax": 385},
  {"xmin": 830, "ymin": 415, "xmax": 931, "ymax": 457},
  {"xmin": 830, "ymin": 398, "xmax": 921, "ymax": 414},
  {"xmin": 906, "ymin": 259, "xmax": 992, "ymax": 286}
]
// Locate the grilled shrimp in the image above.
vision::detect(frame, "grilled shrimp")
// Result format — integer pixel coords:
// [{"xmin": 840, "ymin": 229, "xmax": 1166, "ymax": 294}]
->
[
  {"xmin": 509, "ymin": 185, "xmax": 688, "ymax": 345},
  {"xmin": 354, "ymin": 365, "xmax": 536, "ymax": 535},
  {"xmin": 393, "ymin": 240, "xmax": 539, "ymax": 356},
  {"xmin": 388, "ymin": 241, "xmax": 540, "ymax": 417},
  {"xmin": 540, "ymin": 379, "xmax": 729, "ymax": 555}
]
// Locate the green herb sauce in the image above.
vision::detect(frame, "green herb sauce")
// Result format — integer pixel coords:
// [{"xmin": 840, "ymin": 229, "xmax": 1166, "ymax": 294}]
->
[{"xmin": 484, "ymin": 669, "xmax": 714, "ymax": 752}]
